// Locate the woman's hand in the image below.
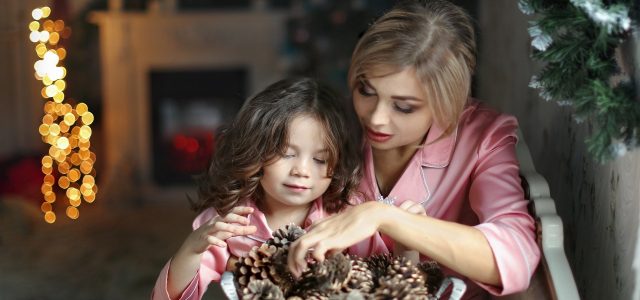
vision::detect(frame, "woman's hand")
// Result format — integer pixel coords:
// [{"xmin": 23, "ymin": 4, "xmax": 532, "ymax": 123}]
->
[
  {"xmin": 287, "ymin": 201, "xmax": 385, "ymax": 277},
  {"xmin": 181, "ymin": 206, "xmax": 257, "ymax": 254},
  {"xmin": 398, "ymin": 200, "xmax": 426, "ymax": 215},
  {"xmin": 394, "ymin": 200, "xmax": 426, "ymax": 263}
]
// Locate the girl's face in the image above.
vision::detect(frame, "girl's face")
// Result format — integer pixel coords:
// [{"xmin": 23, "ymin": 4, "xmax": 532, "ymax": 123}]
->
[
  {"xmin": 260, "ymin": 115, "xmax": 332, "ymax": 211},
  {"xmin": 353, "ymin": 67, "xmax": 433, "ymax": 152}
]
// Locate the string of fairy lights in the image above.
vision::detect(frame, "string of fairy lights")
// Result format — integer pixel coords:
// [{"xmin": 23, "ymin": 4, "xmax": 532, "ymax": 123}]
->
[{"xmin": 29, "ymin": 6, "xmax": 98, "ymax": 223}]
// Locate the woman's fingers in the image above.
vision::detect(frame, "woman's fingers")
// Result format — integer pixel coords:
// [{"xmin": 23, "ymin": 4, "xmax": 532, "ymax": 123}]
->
[
  {"xmin": 310, "ymin": 241, "xmax": 329, "ymax": 263},
  {"xmin": 399, "ymin": 200, "xmax": 426, "ymax": 215},
  {"xmin": 288, "ymin": 232, "xmax": 326, "ymax": 277},
  {"xmin": 398, "ymin": 200, "xmax": 415, "ymax": 210},
  {"xmin": 325, "ymin": 248, "xmax": 345, "ymax": 257}
]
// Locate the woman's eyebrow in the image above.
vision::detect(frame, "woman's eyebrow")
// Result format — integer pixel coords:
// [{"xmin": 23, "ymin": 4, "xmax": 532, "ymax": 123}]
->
[
  {"xmin": 362, "ymin": 78, "xmax": 424, "ymax": 102},
  {"xmin": 391, "ymin": 95, "xmax": 424, "ymax": 102}
]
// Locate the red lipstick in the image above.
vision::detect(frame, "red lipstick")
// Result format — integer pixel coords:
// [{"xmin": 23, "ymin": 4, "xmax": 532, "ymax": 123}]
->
[{"xmin": 366, "ymin": 127, "xmax": 392, "ymax": 143}]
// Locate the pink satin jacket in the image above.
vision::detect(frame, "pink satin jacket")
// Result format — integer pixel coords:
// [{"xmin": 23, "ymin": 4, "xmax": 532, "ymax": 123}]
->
[
  {"xmin": 359, "ymin": 100, "xmax": 540, "ymax": 299},
  {"xmin": 151, "ymin": 197, "xmax": 388, "ymax": 300}
]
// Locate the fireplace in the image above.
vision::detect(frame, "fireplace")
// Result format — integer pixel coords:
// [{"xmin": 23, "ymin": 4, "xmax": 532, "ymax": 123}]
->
[
  {"xmin": 91, "ymin": 8, "xmax": 286, "ymax": 201},
  {"xmin": 150, "ymin": 69, "xmax": 247, "ymax": 185}
]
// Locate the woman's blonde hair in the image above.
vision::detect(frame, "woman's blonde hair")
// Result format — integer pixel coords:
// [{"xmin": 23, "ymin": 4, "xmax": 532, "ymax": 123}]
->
[{"xmin": 348, "ymin": 0, "xmax": 476, "ymax": 137}]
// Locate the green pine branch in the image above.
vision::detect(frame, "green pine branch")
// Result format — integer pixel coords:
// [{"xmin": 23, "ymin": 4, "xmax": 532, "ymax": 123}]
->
[{"xmin": 521, "ymin": 0, "xmax": 638, "ymax": 162}]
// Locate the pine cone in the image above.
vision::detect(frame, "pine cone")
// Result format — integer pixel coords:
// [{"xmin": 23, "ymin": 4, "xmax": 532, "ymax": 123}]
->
[
  {"xmin": 343, "ymin": 257, "xmax": 374, "ymax": 293},
  {"xmin": 364, "ymin": 254, "xmax": 393, "ymax": 288},
  {"xmin": 387, "ymin": 256, "xmax": 427, "ymax": 289},
  {"xmin": 270, "ymin": 247, "xmax": 296, "ymax": 294},
  {"xmin": 290, "ymin": 253, "xmax": 352, "ymax": 296},
  {"xmin": 373, "ymin": 256, "xmax": 429, "ymax": 299},
  {"xmin": 268, "ymin": 224, "xmax": 306, "ymax": 249},
  {"xmin": 241, "ymin": 279, "xmax": 284, "ymax": 300},
  {"xmin": 416, "ymin": 260, "xmax": 444, "ymax": 294},
  {"xmin": 373, "ymin": 275, "xmax": 428, "ymax": 300},
  {"xmin": 330, "ymin": 290, "xmax": 370, "ymax": 300},
  {"xmin": 234, "ymin": 243, "xmax": 278, "ymax": 289},
  {"xmin": 305, "ymin": 290, "xmax": 332, "ymax": 300}
]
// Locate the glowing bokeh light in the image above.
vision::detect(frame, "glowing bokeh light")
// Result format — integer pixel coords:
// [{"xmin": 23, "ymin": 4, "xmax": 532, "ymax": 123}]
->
[
  {"xmin": 29, "ymin": 21, "xmax": 40, "ymax": 32},
  {"xmin": 41, "ymin": 202, "xmax": 52, "ymax": 212},
  {"xmin": 44, "ymin": 211, "xmax": 56, "ymax": 223},
  {"xmin": 41, "ymin": 6, "xmax": 51, "ymax": 18},
  {"xmin": 32, "ymin": 8, "xmax": 43, "ymax": 20},
  {"xmin": 66, "ymin": 206, "xmax": 80, "ymax": 219},
  {"xmin": 31, "ymin": 6, "xmax": 98, "ymax": 223}
]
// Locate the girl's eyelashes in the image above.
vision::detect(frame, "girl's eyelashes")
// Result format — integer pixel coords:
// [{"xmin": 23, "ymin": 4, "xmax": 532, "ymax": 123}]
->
[
  {"xmin": 313, "ymin": 158, "xmax": 327, "ymax": 164},
  {"xmin": 282, "ymin": 152, "xmax": 295, "ymax": 158},
  {"xmin": 281, "ymin": 150, "xmax": 327, "ymax": 164}
]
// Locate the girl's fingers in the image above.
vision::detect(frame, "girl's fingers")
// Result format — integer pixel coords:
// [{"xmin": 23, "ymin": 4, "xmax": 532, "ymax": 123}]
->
[
  {"xmin": 205, "ymin": 215, "xmax": 222, "ymax": 226},
  {"xmin": 222, "ymin": 213, "xmax": 250, "ymax": 225},
  {"xmin": 211, "ymin": 221, "xmax": 257, "ymax": 236},
  {"xmin": 213, "ymin": 230, "xmax": 234, "ymax": 241},
  {"xmin": 206, "ymin": 235, "xmax": 227, "ymax": 248},
  {"xmin": 228, "ymin": 206, "xmax": 254, "ymax": 216},
  {"xmin": 206, "ymin": 207, "xmax": 252, "ymax": 227}
]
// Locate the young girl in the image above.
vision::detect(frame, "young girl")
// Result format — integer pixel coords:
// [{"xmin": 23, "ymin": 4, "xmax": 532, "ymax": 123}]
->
[
  {"xmin": 151, "ymin": 78, "xmax": 387, "ymax": 300},
  {"xmin": 288, "ymin": 1, "xmax": 541, "ymax": 299}
]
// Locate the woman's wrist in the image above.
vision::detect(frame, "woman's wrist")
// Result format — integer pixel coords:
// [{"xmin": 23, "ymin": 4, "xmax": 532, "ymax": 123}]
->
[
  {"xmin": 377, "ymin": 205, "xmax": 418, "ymax": 236},
  {"xmin": 364, "ymin": 201, "xmax": 393, "ymax": 232}
]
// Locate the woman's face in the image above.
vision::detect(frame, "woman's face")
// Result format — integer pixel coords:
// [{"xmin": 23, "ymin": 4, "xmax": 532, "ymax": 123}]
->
[{"xmin": 353, "ymin": 67, "xmax": 433, "ymax": 152}]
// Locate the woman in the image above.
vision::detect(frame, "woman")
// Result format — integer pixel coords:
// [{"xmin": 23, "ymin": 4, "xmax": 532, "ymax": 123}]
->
[{"xmin": 287, "ymin": 1, "xmax": 540, "ymax": 298}]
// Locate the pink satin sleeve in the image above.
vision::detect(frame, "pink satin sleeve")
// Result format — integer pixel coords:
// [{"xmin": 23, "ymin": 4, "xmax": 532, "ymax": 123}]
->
[{"xmin": 469, "ymin": 115, "xmax": 540, "ymax": 295}]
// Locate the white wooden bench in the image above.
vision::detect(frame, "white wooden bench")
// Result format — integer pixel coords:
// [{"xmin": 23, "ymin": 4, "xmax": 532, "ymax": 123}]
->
[{"xmin": 502, "ymin": 130, "xmax": 580, "ymax": 300}]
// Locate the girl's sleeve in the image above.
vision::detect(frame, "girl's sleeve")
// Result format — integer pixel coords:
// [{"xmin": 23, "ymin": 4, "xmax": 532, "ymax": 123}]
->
[
  {"xmin": 151, "ymin": 209, "xmax": 231, "ymax": 300},
  {"xmin": 469, "ymin": 115, "xmax": 541, "ymax": 296}
]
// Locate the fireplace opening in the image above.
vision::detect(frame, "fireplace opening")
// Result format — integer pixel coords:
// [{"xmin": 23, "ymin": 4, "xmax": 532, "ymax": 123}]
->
[{"xmin": 150, "ymin": 69, "xmax": 247, "ymax": 185}]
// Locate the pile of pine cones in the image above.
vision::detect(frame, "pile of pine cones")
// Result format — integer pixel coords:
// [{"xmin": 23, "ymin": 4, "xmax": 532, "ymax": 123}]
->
[{"xmin": 233, "ymin": 224, "xmax": 444, "ymax": 300}]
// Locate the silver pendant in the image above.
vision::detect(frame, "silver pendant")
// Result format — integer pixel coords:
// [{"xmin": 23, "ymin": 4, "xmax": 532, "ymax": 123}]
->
[{"xmin": 376, "ymin": 194, "xmax": 397, "ymax": 206}]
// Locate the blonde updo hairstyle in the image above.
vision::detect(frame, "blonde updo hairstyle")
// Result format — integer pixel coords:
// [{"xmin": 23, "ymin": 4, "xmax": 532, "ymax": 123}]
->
[{"xmin": 348, "ymin": 0, "xmax": 476, "ymax": 137}]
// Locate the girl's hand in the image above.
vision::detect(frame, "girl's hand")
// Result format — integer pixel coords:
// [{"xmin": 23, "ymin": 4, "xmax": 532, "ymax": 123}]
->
[
  {"xmin": 182, "ymin": 206, "xmax": 257, "ymax": 254},
  {"xmin": 287, "ymin": 201, "xmax": 384, "ymax": 277}
]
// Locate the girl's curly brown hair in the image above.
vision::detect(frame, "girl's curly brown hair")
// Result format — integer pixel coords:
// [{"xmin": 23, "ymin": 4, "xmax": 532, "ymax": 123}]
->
[{"xmin": 191, "ymin": 77, "xmax": 362, "ymax": 216}]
